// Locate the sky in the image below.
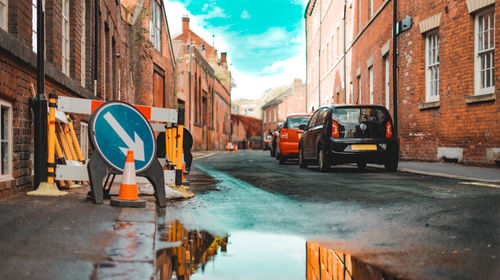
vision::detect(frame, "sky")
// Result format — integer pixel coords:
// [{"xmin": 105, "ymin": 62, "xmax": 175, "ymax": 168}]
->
[{"xmin": 163, "ymin": 0, "xmax": 308, "ymax": 100}]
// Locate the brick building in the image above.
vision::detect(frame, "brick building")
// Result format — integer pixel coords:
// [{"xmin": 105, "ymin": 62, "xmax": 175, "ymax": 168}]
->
[
  {"xmin": 0, "ymin": 0, "xmax": 177, "ymax": 198},
  {"xmin": 173, "ymin": 16, "xmax": 231, "ymax": 151},
  {"xmin": 262, "ymin": 79, "xmax": 305, "ymax": 135},
  {"xmin": 305, "ymin": 0, "xmax": 499, "ymax": 164},
  {"xmin": 231, "ymin": 114, "xmax": 262, "ymax": 149}
]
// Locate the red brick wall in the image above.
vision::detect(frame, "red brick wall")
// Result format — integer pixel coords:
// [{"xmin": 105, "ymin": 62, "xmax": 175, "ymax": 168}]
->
[{"xmin": 397, "ymin": 1, "xmax": 500, "ymax": 163}]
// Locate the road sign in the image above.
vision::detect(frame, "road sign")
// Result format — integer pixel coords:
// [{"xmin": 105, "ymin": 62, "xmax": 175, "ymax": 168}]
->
[{"xmin": 89, "ymin": 101, "xmax": 156, "ymax": 173}]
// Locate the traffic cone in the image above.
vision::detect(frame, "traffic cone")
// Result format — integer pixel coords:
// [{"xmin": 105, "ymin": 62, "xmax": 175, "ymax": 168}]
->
[
  {"xmin": 234, "ymin": 145, "xmax": 238, "ymax": 151},
  {"xmin": 110, "ymin": 150, "xmax": 146, "ymax": 208}
]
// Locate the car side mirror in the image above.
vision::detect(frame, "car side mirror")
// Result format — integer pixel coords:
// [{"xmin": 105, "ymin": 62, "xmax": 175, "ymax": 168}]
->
[{"xmin": 299, "ymin": 124, "xmax": 307, "ymax": 130}]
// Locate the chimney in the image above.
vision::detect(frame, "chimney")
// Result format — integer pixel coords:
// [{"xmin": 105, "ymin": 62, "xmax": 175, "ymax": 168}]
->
[
  {"xmin": 182, "ymin": 16, "xmax": 190, "ymax": 33},
  {"xmin": 293, "ymin": 78, "xmax": 302, "ymax": 92},
  {"xmin": 220, "ymin": 52, "xmax": 227, "ymax": 64}
]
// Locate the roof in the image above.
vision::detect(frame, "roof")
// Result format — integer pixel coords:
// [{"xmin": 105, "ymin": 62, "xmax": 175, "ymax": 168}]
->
[{"xmin": 261, "ymin": 88, "xmax": 293, "ymax": 110}]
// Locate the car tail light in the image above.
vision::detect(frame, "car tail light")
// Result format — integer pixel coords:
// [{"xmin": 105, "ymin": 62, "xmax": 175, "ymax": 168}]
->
[
  {"xmin": 386, "ymin": 121, "xmax": 393, "ymax": 138},
  {"xmin": 280, "ymin": 129, "xmax": 288, "ymax": 141},
  {"xmin": 332, "ymin": 121, "xmax": 340, "ymax": 138}
]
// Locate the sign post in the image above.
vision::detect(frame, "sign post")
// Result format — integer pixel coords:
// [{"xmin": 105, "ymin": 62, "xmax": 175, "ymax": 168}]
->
[{"xmin": 87, "ymin": 101, "xmax": 166, "ymax": 207}]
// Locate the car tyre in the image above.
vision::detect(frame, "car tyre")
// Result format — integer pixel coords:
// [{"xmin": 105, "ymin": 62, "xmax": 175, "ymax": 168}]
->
[
  {"xmin": 318, "ymin": 147, "xmax": 330, "ymax": 172},
  {"xmin": 384, "ymin": 160, "xmax": 398, "ymax": 172},
  {"xmin": 299, "ymin": 147, "xmax": 308, "ymax": 169},
  {"xmin": 357, "ymin": 162, "xmax": 367, "ymax": 170},
  {"xmin": 279, "ymin": 155, "xmax": 287, "ymax": 165}
]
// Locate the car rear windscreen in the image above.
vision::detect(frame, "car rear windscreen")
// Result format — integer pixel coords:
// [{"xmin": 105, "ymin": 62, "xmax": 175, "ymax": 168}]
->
[
  {"xmin": 332, "ymin": 107, "xmax": 391, "ymax": 138},
  {"xmin": 284, "ymin": 116, "xmax": 310, "ymax": 129}
]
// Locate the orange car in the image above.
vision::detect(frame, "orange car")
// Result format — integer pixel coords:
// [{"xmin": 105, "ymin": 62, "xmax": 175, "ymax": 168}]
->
[{"xmin": 276, "ymin": 113, "xmax": 312, "ymax": 164}]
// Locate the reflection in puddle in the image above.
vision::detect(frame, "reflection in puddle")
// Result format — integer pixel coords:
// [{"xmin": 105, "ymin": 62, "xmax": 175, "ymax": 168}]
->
[
  {"xmin": 306, "ymin": 242, "xmax": 401, "ymax": 280},
  {"xmin": 156, "ymin": 221, "xmax": 400, "ymax": 280}
]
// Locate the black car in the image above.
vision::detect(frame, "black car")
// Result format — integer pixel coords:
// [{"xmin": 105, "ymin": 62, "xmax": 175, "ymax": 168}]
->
[{"xmin": 298, "ymin": 105, "xmax": 399, "ymax": 172}]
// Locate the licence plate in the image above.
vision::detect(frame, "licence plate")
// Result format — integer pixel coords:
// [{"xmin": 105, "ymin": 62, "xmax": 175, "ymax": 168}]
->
[{"xmin": 351, "ymin": 144, "xmax": 377, "ymax": 151}]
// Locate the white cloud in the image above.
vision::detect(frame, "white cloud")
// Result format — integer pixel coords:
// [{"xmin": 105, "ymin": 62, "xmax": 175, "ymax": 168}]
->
[
  {"xmin": 164, "ymin": 1, "xmax": 306, "ymax": 101},
  {"xmin": 240, "ymin": 10, "xmax": 251, "ymax": 19},
  {"xmin": 164, "ymin": 1, "xmax": 230, "ymax": 52},
  {"xmin": 230, "ymin": 54, "xmax": 305, "ymax": 100}
]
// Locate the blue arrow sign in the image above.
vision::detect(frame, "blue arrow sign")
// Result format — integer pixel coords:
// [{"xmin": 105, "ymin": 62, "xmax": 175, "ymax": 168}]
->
[{"xmin": 90, "ymin": 102, "xmax": 156, "ymax": 172}]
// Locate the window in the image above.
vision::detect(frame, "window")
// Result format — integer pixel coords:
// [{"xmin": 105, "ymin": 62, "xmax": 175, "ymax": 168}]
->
[
  {"xmin": 0, "ymin": 0, "xmax": 7, "ymax": 31},
  {"xmin": 80, "ymin": 122, "xmax": 88, "ymax": 161},
  {"xmin": 369, "ymin": 66, "xmax": 374, "ymax": 104},
  {"xmin": 314, "ymin": 108, "xmax": 329, "ymax": 127},
  {"xmin": 0, "ymin": 101, "xmax": 11, "ymax": 178},
  {"xmin": 32, "ymin": 0, "xmax": 37, "ymax": 52},
  {"xmin": 475, "ymin": 9, "xmax": 495, "ymax": 95},
  {"xmin": 150, "ymin": 0, "xmax": 162, "ymax": 51},
  {"xmin": 369, "ymin": 0, "xmax": 373, "ymax": 18},
  {"xmin": 358, "ymin": 0, "xmax": 361, "ymax": 32},
  {"xmin": 273, "ymin": 108, "xmax": 277, "ymax": 122},
  {"xmin": 357, "ymin": 75, "xmax": 362, "ymax": 104},
  {"xmin": 263, "ymin": 111, "xmax": 266, "ymax": 123},
  {"xmin": 62, "ymin": 0, "xmax": 70, "ymax": 76},
  {"xmin": 307, "ymin": 110, "xmax": 320, "ymax": 128},
  {"xmin": 81, "ymin": 0, "xmax": 86, "ymax": 87},
  {"xmin": 425, "ymin": 31, "xmax": 440, "ymax": 102},
  {"xmin": 384, "ymin": 56, "xmax": 390, "ymax": 108}
]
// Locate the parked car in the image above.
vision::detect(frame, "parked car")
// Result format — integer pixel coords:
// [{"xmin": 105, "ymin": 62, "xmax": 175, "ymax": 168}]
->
[
  {"xmin": 264, "ymin": 135, "xmax": 272, "ymax": 150},
  {"xmin": 275, "ymin": 113, "xmax": 312, "ymax": 164},
  {"xmin": 270, "ymin": 122, "xmax": 283, "ymax": 157},
  {"xmin": 298, "ymin": 105, "xmax": 399, "ymax": 172}
]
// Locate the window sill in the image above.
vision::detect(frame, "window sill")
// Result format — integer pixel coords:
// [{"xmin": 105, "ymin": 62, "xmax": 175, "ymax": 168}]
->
[
  {"xmin": 418, "ymin": 101, "xmax": 440, "ymax": 110},
  {"xmin": 466, "ymin": 93, "xmax": 496, "ymax": 104},
  {"xmin": 0, "ymin": 175, "xmax": 14, "ymax": 183},
  {"xmin": 194, "ymin": 123, "xmax": 203, "ymax": 128}
]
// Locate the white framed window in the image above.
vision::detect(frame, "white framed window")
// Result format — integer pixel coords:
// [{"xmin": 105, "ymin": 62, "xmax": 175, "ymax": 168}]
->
[
  {"xmin": 369, "ymin": 66, "xmax": 374, "ymax": 104},
  {"xmin": 474, "ymin": 8, "xmax": 495, "ymax": 95},
  {"xmin": 384, "ymin": 56, "xmax": 390, "ymax": 108},
  {"xmin": 358, "ymin": 0, "xmax": 361, "ymax": 32},
  {"xmin": 81, "ymin": 0, "xmax": 86, "ymax": 87},
  {"xmin": 32, "ymin": 0, "xmax": 37, "ymax": 52},
  {"xmin": 80, "ymin": 122, "xmax": 88, "ymax": 161},
  {"xmin": 0, "ymin": 101, "xmax": 12, "ymax": 179},
  {"xmin": 0, "ymin": 0, "xmax": 7, "ymax": 31},
  {"xmin": 425, "ymin": 31, "xmax": 440, "ymax": 102},
  {"xmin": 273, "ymin": 108, "xmax": 277, "ymax": 122},
  {"xmin": 62, "ymin": 0, "xmax": 70, "ymax": 76},
  {"xmin": 369, "ymin": 0, "xmax": 373, "ymax": 18},
  {"xmin": 357, "ymin": 75, "xmax": 362, "ymax": 104},
  {"xmin": 263, "ymin": 111, "xmax": 266, "ymax": 123},
  {"xmin": 150, "ymin": 0, "xmax": 162, "ymax": 51}
]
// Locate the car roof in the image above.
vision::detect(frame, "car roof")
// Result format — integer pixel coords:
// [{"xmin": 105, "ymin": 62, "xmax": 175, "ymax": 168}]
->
[{"xmin": 286, "ymin": 113, "xmax": 312, "ymax": 118}]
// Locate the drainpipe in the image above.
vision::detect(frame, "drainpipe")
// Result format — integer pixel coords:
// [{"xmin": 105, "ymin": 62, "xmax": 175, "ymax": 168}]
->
[
  {"xmin": 188, "ymin": 41, "xmax": 192, "ymax": 131},
  {"xmin": 305, "ymin": 14, "xmax": 308, "ymax": 112},
  {"xmin": 94, "ymin": 0, "xmax": 99, "ymax": 96},
  {"xmin": 318, "ymin": 0, "xmax": 321, "ymax": 107},
  {"xmin": 392, "ymin": 0, "xmax": 398, "ymax": 136},
  {"xmin": 32, "ymin": 0, "xmax": 48, "ymax": 188},
  {"xmin": 343, "ymin": 0, "xmax": 347, "ymax": 104}
]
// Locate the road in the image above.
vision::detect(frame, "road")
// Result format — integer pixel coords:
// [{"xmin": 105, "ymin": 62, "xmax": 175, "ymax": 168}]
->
[{"xmin": 158, "ymin": 149, "xmax": 500, "ymax": 280}]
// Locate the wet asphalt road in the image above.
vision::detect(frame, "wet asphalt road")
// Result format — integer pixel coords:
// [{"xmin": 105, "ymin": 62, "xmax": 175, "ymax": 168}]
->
[{"xmin": 164, "ymin": 150, "xmax": 500, "ymax": 280}]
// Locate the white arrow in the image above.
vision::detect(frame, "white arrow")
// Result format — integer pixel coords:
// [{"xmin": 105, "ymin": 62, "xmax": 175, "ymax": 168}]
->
[{"xmin": 103, "ymin": 112, "xmax": 145, "ymax": 161}]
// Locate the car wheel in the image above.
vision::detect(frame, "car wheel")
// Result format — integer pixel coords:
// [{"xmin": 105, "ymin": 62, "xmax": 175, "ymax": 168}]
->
[
  {"xmin": 299, "ymin": 147, "xmax": 308, "ymax": 169},
  {"xmin": 357, "ymin": 162, "xmax": 367, "ymax": 170},
  {"xmin": 279, "ymin": 155, "xmax": 287, "ymax": 165},
  {"xmin": 318, "ymin": 148, "xmax": 330, "ymax": 172},
  {"xmin": 384, "ymin": 159, "xmax": 398, "ymax": 172}
]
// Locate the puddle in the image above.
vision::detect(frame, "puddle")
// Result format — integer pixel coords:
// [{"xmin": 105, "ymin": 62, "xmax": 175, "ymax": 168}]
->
[{"xmin": 156, "ymin": 221, "xmax": 401, "ymax": 280}]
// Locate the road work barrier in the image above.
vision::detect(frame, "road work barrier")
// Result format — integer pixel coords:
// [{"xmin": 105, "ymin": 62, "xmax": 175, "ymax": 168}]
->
[{"xmin": 54, "ymin": 96, "xmax": 187, "ymax": 206}]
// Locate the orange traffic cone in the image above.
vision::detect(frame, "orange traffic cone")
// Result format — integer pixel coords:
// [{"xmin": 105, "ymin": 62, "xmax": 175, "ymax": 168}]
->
[
  {"xmin": 110, "ymin": 150, "xmax": 146, "ymax": 208},
  {"xmin": 234, "ymin": 145, "xmax": 238, "ymax": 151}
]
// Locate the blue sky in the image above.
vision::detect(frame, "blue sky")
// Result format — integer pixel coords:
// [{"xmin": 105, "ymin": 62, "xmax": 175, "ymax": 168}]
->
[{"xmin": 164, "ymin": 0, "xmax": 307, "ymax": 100}]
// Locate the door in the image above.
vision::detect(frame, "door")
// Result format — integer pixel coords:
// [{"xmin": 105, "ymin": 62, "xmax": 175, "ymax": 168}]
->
[
  {"xmin": 310, "ymin": 108, "xmax": 328, "ymax": 159},
  {"xmin": 302, "ymin": 110, "xmax": 320, "ymax": 158},
  {"xmin": 153, "ymin": 66, "xmax": 165, "ymax": 107}
]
